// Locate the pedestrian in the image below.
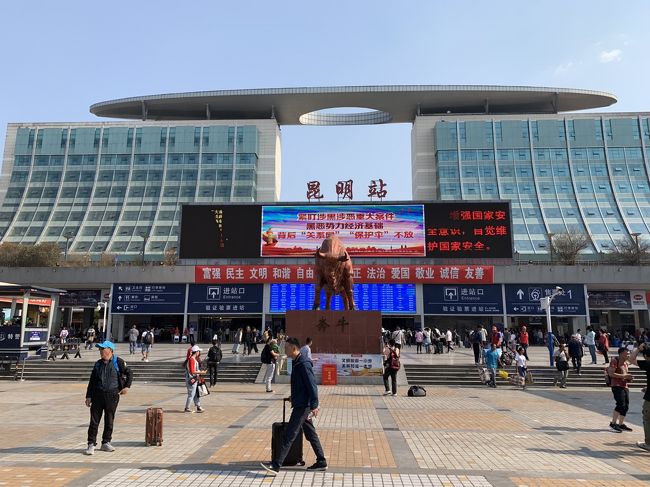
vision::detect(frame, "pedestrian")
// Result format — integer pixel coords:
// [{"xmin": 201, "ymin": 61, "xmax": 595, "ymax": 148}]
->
[
  {"xmin": 128, "ymin": 325, "xmax": 139, "ymax": 355},
  {"xmin": 519, "ymin": 325, "xmax": 530, "ymax": 360},
  {"xmin": 423, "ymin": 328, "xmax": 432, "ymax": 354},
  {"xmin": 300, "ymin": 337, "xmax": 314, "ymax": 363},
  {"xmin": 232, "ymin": 328, "xmax": 242, "ymax": 354},
  {"xmin": 599, "ymin": 330, "xmax": 610, "ymax": 364},
  {"xmin": 60, "ymin": 326, "xmax": 69, "ymax": 344},
  {"xmin": 446, "ymin": 329, "xmax": 454, "ymax": 353},
  {"xmin": 184, "ymin": 345, "xmax": 206, "ymax": 413},
  {"xmin": 553, "ymin": 342, "xmax": 569, "ymax": 388},
  {"xmin": 568, "ymin": 334, "xmax": 584, "ymax": 376},
  {"xmin": 485, "ymin": 343, "xmax": 500, "ymax": 388},
  {"xmin": 141, "ymin": 327, "xmax": 154, "ymax": 362},
  {"xmin": 382, "ymin": 338, "xmax": 400, "ymax": 396},
  {"xmin": 84, "ymin": 340, "xmax": 132, "ymax": 455},
  {"xmin": 471, "ymin": 325, "xmax": 482, "ymax": 364},
  {"xmin": 608, "ymin": 347, "xmax": 634, "ymax": 433},
  {"xmin": 415, "ymin": 329, "xmax": 423, "ymax": 354},
  {"xmin": 249, "ymin": 327, "xmax": 260, "ymax": 355},
  {"xmin": 630, "ymin": 342, "xmax": 650, "ymax": 450},
  {"xmin": 261, "ymin": 337, "xmax": 327, "ymax": 475},
  {"xmin": 261, "ymin": 338, "xmax": 280, "ymax": 393},
  {"xmin": 515, "ymin": 346, "xmax": 527, "ymax": 390},
  {"xmin": 207, "ymin": 339, "xmax": 222, "ymax": 387},
  {"xmin": 585, "ymin": 326, "xmax": 597, "ymax": 364},
  {"xmin": 85, "ymin": 326, "xmax": 96, "ymax": 350},
  {"xmin": 391, "ymin": 327, "xmax": 404, "ymax": 349}
]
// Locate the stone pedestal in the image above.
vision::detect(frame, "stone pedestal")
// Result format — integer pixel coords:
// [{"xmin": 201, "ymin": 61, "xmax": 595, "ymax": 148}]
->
[{"xmin": 285, "ymin": 310, "xmax": 382, "ymax": 354}]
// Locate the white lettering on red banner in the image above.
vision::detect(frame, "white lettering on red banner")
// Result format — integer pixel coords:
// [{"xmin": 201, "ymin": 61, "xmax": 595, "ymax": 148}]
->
[{"xmin": 195, "ymin": 265, "xmax": 493, "ymax": 284}]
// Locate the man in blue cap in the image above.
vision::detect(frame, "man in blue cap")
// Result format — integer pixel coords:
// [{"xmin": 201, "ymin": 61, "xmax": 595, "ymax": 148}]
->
[{"xmin": 84, "ymin": 341, "xmax": 132, "ymax": 455}]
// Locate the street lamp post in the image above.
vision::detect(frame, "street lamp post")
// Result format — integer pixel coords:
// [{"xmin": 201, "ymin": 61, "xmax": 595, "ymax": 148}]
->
[
  {"xmin": 540, "ymin": 286, "xmax": 564, "ymax": 366},
  {"xmin": 547, "ymin": 232, "xmax": 555, "ymax": 265},
  {"xmin": 630, "ymin": 232, "xmax": 641, "ymax": 265},
  {"xmin": 63, "ymin": 233, "xmax": 73, "ymax": 262},
  {"xmin": 140, "ymin": 234, "xmax": 149, "ymax": 266},
  {"xmin": 96, "ymin": 301, "xmax": 108, "ymax": 340}
]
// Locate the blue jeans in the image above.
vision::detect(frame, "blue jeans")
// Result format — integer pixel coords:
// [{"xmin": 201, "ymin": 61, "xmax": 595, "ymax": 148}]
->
[
  {"xmin": 273, "ymin": 406, "xmax": 326, "ymax": 469},
  {"xmin": 588, "ymin": 345, "xmax": 597, "ymax": 363},
  {"xmin": 185, "ymin": 377, "xmax": 201, "ymax": 410},
  {"xmin": 129, "ymin": 341, "xmax": 137, "ymax": 354}
]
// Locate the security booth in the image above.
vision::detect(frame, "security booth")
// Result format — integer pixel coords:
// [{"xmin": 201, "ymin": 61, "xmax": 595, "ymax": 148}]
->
[{"xmin": 0, "ymin": 282, "xmax": 65, "ymax": 359}]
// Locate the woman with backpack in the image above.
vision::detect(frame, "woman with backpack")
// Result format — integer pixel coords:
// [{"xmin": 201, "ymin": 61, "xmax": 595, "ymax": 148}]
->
[
  {"xmin": 232, "ymin": 328, "xmax": 242, "ymax": 354},
  {"xmin": 423, "ymin": 328, "xmax": 432, "ymax": 354},
  {"xmin": 184, "ymin": 345, "xmax": 207, "ymax": 413},
  {"xmin": 382, "ymin": 338, "xmax": 400, "ymax": 396}
]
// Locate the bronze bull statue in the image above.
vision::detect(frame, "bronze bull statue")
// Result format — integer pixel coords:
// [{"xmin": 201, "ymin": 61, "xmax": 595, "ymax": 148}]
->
[{"xmin": 312, "ymin": 236, "xmax": 356, "ymax": 310}]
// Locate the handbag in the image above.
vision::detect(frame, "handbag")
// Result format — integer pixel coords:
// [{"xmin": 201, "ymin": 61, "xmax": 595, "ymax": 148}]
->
[
  {"xmin": 556, "ymin": 360, "xmax": 569, "ymax": 371},
  {"xmin": 197, "ymin": 381, "xmax": 210, "ymax": 397},
  {"xmin": 525, "ymin": 370, "xmax": 534, "ymax": 384}
]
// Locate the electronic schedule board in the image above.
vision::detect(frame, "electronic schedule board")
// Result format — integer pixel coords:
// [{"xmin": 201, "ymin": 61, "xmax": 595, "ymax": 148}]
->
[{"xmin": 269, "ymin": 283, "xmax": 416, "ymax": 314}]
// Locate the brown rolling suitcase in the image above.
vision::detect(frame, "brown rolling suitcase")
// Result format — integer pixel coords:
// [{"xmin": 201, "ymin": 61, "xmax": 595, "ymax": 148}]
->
[{"xmin": 145, "ymin": 407, "xmax": 163, "ymax": 446}]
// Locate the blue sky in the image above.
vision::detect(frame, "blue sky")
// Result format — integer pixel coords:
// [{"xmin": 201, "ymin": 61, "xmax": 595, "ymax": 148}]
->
[{"xmin": 1, "ymin": 0, "xmax": 649, "ymax": 201}]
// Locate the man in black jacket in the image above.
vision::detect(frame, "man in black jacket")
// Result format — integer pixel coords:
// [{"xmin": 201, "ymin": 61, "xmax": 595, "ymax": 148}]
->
[
  {"xmin": 84, "ymin": 340, "xmax": 132, "ymax": 455},
  {"xmin": 207, "ymin": 339, "xmax": 223, "ymax": 387},
  {"xmin": 261, "ymin": 337, "xmax": 327, "ymax": 475}
]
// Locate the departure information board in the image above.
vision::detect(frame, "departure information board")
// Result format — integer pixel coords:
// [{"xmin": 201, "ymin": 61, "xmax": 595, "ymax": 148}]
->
[{"xmin": 270, "ymin": 283, "xmax": 416, "ymax": 314}]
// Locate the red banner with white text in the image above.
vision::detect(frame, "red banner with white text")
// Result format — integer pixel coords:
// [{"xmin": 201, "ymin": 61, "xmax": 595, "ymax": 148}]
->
[{"xmin": 195, "ymin": 265, "xmax": 493, "ymax": 284}]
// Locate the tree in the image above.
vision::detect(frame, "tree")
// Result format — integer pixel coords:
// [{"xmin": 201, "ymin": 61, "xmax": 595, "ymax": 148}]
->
[
  {"xmin": 550, "ymin": 232, "xmax": 590, "ymax": 265},
  {"xmin": 163, "ymin": 247, "xmax": 178, "ymax": 266},
  {"xmin": 606, "ymin": 236, "xmax": 650, "ymax": 265},
  {"xmin": 0, "ymin": 242, "xmax": 61, "ymax": 267}
]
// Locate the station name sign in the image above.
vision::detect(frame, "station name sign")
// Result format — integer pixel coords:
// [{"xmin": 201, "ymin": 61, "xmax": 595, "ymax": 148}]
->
[
  {"xmin": 180, "ymin": 201, "xmax": 513, "ymax": 259},
  {"xmin": 195, "ymin": 264, "xmax": 493, "ymax": 284}
]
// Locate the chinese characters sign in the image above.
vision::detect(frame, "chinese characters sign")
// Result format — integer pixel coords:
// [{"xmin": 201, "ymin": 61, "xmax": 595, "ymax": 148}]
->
[
  {"xmin": 196, "ymin": 264, "xmax": 493, "ymax": 284},
  {"xmin": 187, "ymin": 284, "xmax": 262, "ymax": 314},
  {"xmin": 261, "ymin": 205, "xmax": 425, "ymax": 257},
  {"xmin": 111, "ymin": 284, "xmax": 186, "ymax": 314},
  {"xmin": 504, "ymin": 284, "xmax": 586, "ymax": 316},
  {"xmin": 423, "ymin": 284, "xmax": 503, "ymax": 315},
  {"xmin": 306, "ymin": 179, "xmax": 388, "ymax": 201},
  {"xmin": 424, "ymin": 202, "xmax": 513, "ymax": 258}
]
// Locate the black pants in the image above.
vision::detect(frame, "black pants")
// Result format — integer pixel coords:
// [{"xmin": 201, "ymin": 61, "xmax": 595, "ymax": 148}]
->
[
  {"xmin": 383, "ymin": 367, "xmax": 397, "ymax": 394},
  {"xmin": 416, "ymin": 343, "xmax": 422, "ymax": 353},
  {"xmin": 87, "ymin": 391, "xmax": 120, "ymax": 446},
  {"xmin": 603, "ymin": 350, "xmax": 609, "ymax": 363},
  {"xmin": 472, "ymin": 343, "xmax": 480, "ymax": 363},
  {"xmin": 247, "ymin": 342, "xmax": 258, "ymax": 354},
  {"xmin": 571, "ymin": 356, "xmax": 582, "ymax": 374},
  {"xmin": 521, "ymin": 344, "xmax": 529, "ymax": 360},
  {"xmin": 273, "ymin": 406, "xmax": 326, "ymax": 469},
  {"xmin": 447, "ymin": 341, "xmax": 454, "ymax": 352},
  {"xmin": 208, "ymin": 362, "xmax": 219, "ymax": 386},
  {"xmin": 612, "ymin": 386, "xmax": 629, "ymax": 416}
]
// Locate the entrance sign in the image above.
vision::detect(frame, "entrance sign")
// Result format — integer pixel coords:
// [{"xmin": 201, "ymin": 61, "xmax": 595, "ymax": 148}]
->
[
  {"xmin": 187, "ymin": 284, "xmax": 263, "ymax": 314},
  {"xmin": 423, "ymin": 284, "xmax": 503, "ymax": 315},
  {"xmin": 111, "ymin": 284, "xmax": 186, "ymax": 314},
  {"xmin": 505, "ymin": 284, "xmax": 586, "ymax": 316}
]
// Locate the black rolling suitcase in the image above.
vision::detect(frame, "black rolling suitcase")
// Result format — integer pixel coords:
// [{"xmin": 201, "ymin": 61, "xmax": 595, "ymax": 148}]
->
[{"xmin": 271, "ymin": 397, "xmax": 304, "ymax": 466}]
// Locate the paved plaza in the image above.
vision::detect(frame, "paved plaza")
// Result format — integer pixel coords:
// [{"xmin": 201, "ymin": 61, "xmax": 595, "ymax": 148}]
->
[{"xmin": 0, "ymin": 373, "xmax": 649, "ymax": 487}]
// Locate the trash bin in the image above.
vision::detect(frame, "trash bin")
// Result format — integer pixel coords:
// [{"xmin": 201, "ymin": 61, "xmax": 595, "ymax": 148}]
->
[{"xmin": 322, "ymin": 364, "xmax": 337, "ymax": 385}]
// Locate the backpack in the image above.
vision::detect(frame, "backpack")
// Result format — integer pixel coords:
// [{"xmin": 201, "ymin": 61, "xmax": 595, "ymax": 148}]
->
[
  {"xmin": 260, "ymin": 344, "xmax": 272, "ymax": 364},
  {"xmin": 408, "ymin": 385, "xmax": 426, "ymax": 397},
  {"xmin": 472, "ymin": 330, "xmax": 482, "ymax": 344},
  {"xmin": 208, "ymin": 346, "xmax": 222, "ymax": 363},
  {"xmin": 93, "ymin": 356, "xmax": 127, "ymax": 389},
  {"xmin": 390, "ymin": 350, "xmax": 401, "ymax": 370},
  {"xmin": 143, "ymin": 332, "xmax": 152, "ymax": 345}
]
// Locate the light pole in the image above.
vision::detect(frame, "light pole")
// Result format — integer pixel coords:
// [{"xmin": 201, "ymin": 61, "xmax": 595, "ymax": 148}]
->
[
  {"xmin": 140, "ymin": 233, "xmax": 149, "ymax": 266},
  {"xmin": 96, "ymin": 301, "xmax": 108, "ymax": 340},
  {"xmin": 63, "ymin": 233, "xmax": 73, "ymax": 262},
  {"xmin": 630, "ymin": 232, "xmax": 641, "ymax": 265},
  {"xmin": 547, "ymin": 232, "xmax": 555, "ymax": 265},
  {"xmin": 540, "ymin": 286, "xmax": 564, "ymax": 366}
]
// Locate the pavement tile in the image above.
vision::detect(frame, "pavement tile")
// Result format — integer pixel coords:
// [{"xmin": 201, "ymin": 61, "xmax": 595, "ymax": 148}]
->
[{"xmin": 0, "ymin": 467, "xmax": 90, "ymax": 486}]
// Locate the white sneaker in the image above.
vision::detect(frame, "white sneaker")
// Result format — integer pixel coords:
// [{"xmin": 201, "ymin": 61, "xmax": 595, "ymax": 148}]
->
[
  {"xmin": 100, "ymin": 442, "xmax": 115, "ymax": 452},
  {"xmin": 391, "ymin": 393, "xmax": 397, "ymax": 396},
  {"xmin": 84, "ymin": 444, "xmax": 95, "ymax": 455},
  {"xmin": 383, "ymin": 391, "xmax": 392, "ymax": 395}
]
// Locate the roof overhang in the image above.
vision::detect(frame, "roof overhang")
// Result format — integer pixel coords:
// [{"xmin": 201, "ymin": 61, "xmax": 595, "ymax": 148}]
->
[{"xmin": 89, "ymin": 85, "xmax": 617, "ymax": 125}]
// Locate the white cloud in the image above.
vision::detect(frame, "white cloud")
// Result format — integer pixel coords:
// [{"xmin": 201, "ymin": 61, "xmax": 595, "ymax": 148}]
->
[
  {"xmin": 599, "ymin": 49, "xmax": 622, "ymax": 63},
  {"xmin": 554, "ymin": 62, "xmax": 574, "ymax": 75}
]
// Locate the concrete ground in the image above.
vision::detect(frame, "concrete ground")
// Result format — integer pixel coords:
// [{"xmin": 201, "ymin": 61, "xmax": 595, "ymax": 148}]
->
[{"xmin": 0, "ymin": 378, "xmax": 648, "ymax": 486}]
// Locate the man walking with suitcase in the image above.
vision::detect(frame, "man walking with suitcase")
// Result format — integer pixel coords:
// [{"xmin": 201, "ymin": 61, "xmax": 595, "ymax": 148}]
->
[{"xmin": 261, "ymin": 337, "xmax": 327, "ymax": 475}]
